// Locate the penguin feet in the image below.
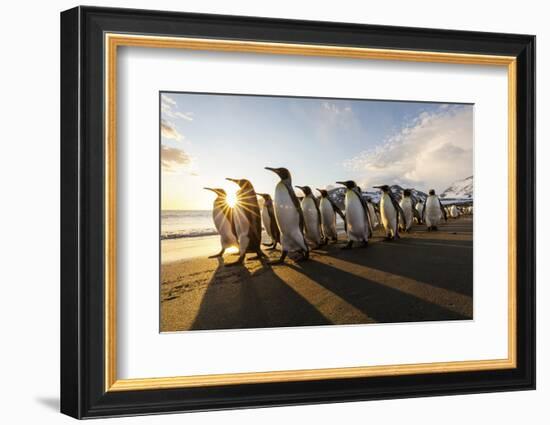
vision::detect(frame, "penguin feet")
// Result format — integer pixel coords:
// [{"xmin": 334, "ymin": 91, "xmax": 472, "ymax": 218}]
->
[
  {"xmin": 341, "ymin": 241, "xmax": 353, "ymax": 250},
  {"xmin": 432, "ymin": 226, "xmax": 438, "ymax": 231},
  {"xmin": 268, "ymin": 251, "xmax": 288, "ymax": 265},
  {"xmin": 360, "ymin": 240, "xmax": 368, "ymax": 248},
  {"xmin": 384, "ymin": 235, "xmax": 393, "ymax": 241},
  {"xmin": 295, "ymin": 250, "xmax": 309, "ymax": 262}
]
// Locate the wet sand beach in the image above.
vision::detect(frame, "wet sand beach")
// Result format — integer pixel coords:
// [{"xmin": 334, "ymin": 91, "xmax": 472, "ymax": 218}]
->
[{"xmin": 161, "ymin": 216, "xmax": 473, "ymax": 332}]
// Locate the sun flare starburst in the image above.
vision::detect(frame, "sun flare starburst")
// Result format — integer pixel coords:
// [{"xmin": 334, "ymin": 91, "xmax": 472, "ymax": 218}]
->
[{"xmin": 225, "ymin": 190, "xmax": 239, "ymax": 208}]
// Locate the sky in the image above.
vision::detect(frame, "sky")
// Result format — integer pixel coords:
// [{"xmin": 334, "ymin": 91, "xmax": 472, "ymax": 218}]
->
[{"xmin": 161, "ymin": 92, "xmax": 473, "ymax": 211}]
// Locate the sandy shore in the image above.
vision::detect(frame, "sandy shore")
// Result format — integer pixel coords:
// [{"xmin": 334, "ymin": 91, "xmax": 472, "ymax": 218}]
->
[{"xmin": 161, "ymin": 216, "xmax": 473, "ymax": 332}]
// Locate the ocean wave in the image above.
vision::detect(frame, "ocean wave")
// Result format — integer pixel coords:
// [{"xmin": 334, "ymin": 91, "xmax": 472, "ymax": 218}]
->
[{"xmin": 161, "ymin": 228, "xmax": 219, "ymax": 240}]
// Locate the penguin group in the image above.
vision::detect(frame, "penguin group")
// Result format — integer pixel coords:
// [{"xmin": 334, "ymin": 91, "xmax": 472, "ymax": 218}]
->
[{"xmin": 204, "ymin": 167, "xmax": 466, "ymax": 266}]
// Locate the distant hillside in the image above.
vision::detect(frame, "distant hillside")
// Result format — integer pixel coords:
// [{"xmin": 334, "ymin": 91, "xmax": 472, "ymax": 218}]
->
[{"xmin": 440, "ymin": 176, "xmax": 473, "ymax": 199}]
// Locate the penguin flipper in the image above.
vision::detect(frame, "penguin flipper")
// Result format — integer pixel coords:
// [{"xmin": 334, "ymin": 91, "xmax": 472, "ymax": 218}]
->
[
  {"xmin": 239, "ymin": 188, "xmax": 263, "ymax": 250},
  {"xmin": 267, "ymin": 204, "xmax": 281, "ymax": 243},
  {"xmin": 329, "ymin": 199, "xmax": 346, "ymax": 231},
  {"xmin": 351, "ymin": 187, "xmax": 372, "ymax": 236},
  {"xmin": 285, "ymin": 181, "xmax": 306, "ymax": 233},
  {"xmin": 313, "ymin": 196, "xmax": 323, "ymax": 233}
]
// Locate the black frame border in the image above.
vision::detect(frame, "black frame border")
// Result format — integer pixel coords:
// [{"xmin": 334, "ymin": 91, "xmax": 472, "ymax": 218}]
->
[{"xmin": 61, "ymin": 6, "xmax": 535, "ymax": 419}]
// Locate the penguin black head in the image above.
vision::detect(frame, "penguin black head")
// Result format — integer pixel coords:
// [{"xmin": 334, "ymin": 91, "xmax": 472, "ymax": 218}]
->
[
  {"xmin": 256, "ymin": 193, "xmax": 272, "ymax": 201},
  {"xmin": 203, "ymin": 187, "xmax": 227, "ymax": 197},
  {"xmin": 336, "ymin": 180, "xmax": 357, "ymax": 190},
  {"xmin": 373, "ymin": 184, "xmax": 390, "ymax": 193},
  {"xmin": 403, "ymin": 189, "xmax": 412, "ymax": 197},
  {"xmin": 226, "ymin": 178, "xmax": 254, "ymax": 191},
  {"xmin": 316, "ymin": 188, "xmax": 329, "ymax": 198},
  {"xmin": 429, "ymin": 189, "xmax": 436, "ymax": 196},
  {"xmin": 265, "ymin": 167, "xmax": 291, "ymax": 181},
  {"xmin": 295, "ymin": 185, "xmax": 313, "ymax": 196}
]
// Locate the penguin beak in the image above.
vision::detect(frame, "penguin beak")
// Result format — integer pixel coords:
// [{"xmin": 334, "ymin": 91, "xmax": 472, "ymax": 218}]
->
[
  {"xmin": 203, "ymin": 187, "xmax": 216, "ymax": 193},
  {"xmin": 335, "ymin": 181, "xmax": 346, "ymax": 186},
  {"xmin": 315, "ymin": 188, "xmax": 322, "ymax": 193},
  {"xmin": 295, "ymin": 185, "xmax": 304, "ymax": 190},
  {"xmin": 225, "ymin": 178, "xmax": 237, "ymax": 184},
  {"xmin": 372, "ymin": 185, "xmax": 382, "ymax": 189},
  {"xmin": 264, "ymin": 167, "xmax": 276, "ymax": 173}
]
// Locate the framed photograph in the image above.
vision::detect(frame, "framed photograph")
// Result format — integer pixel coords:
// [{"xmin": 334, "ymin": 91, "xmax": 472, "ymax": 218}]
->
[{"xmin": 60, "ymin": 6, "xmax": 535, "ymax": 419}]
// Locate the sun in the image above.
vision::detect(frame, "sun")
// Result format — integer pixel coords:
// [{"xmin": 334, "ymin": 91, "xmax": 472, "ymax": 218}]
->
[{"xmin": 225, "ymin": 190, "xmax": 238, "ymax": 208}]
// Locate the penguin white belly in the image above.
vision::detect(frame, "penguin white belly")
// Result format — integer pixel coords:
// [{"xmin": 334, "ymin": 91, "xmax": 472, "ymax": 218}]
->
[
  {"xmin": 450, "ymin": 205, "xmax": 459, "ymax": 218},
  {"xmin": 233, "ymin": 205, "xmax": 250, "ymax": 254},
  {"xmin": 400, "ymin": 198, "xmax": 413, "ymax": 230},
  {"xmin": 367, "ymin": 203, "xmax": 379, "ymax": 228},
  {"xmin": 212, "ymin": 207, "xmax": 237, "ymax": 248},
  {"xmin": 274, "ymin": 183, "xmax": 307, "ymax": 252},
  {"xmin": 344, "ymin": 192, "xmax": 368, "ymax": 241},
  {"xmin": 425, "ymin": 197, "xmax": 441, "ymax": 227},
  {"xmin": 416, "ymin": 202, "xmax": 424, "ymax": 221},
  {"xmin": 301, "ymin": 197, "xmax": 322, "ymax": 245},
  {"xmin": 381, "ymin": 195, "xmax": 397, "ymax": 236},
  {"xmin": 320, "ymin": 198, "xmax": 337, "ymax": 239},
  {"xmin": 261, "ymin": 206, "xmax": 272, "ymax": 239}
]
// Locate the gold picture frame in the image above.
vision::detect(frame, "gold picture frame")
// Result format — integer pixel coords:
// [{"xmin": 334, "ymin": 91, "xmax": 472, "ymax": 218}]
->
[{"xmin": 104, "ymin": 33, "xmax": 517, "ymax": 392}]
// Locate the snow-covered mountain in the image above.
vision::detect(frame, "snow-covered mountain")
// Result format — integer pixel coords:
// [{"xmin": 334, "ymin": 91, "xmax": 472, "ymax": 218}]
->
[
  {"xmin": 440, "ymin": 176, "xmax": 473, "ymax": 199},
  {"xmin": 327, "ymin": 185, "xmax": 427, "ymax": 209}
]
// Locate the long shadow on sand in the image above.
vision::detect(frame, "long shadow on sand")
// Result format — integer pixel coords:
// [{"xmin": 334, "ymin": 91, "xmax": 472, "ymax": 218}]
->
[
  {"xmin": 287, "ymin": 260, "xmax": 470, "ymax": 323},
  {"xmin": 190, "ymin": 260, "xmax": 331, "ymax": 330},
  {"xmin": 337, "ymin": 235, "xmax": 473, "ymax": 298}
]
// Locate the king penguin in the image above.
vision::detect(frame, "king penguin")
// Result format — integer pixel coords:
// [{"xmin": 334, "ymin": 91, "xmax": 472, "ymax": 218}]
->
[
  {"xmin": 265, "ymin": 167, "xmax": 309, "ymax": 263},
  {"xmin": 224, "ymin": 178, "xmax": 266, "ymax": 266},
  {"xmin": 399, "ymin": 189, "xmax": 415, "ymax": 232},
  {"xmin": 415, "ymin": 200, "xmax": 425, "ymax": 224},
  {"xmin": 422, "ymin": 189, "xmax": 447, "ymax": 231},
  {"xmin": 336, "ymin": 180, "xmax": 370, "ymax": 249},
  {"xmin": 256, "ymin": 193, "xmax": 280, "ymax": 249},
  {"xmin": 296, "ymin": 185, "xmax": 324, "ymax": 248},
  {"xmin": 373, "ymin": 184, "xmax": 404, "ymax": 240},
  {"xmin": 203, "ymin": 188, "xmax": 238, "ymax": 258},
  {"xmin": 316, "ymin": 188, "xmax": 346, "ymax": 243},
  {"xmin": 366, "ymin": 196, "xmax": 380, "ymax": 229},
  {"xmin": 449, "ymin": 204, "xmax": 459, "ymax": 218}
]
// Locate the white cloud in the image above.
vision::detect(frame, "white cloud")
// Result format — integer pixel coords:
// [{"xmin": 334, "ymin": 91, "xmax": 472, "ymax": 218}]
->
[
  {"xmin": 343, "ymin": 105, "xmax": 473, "ymax": 193},
  {"xmin": 161, "ymin": 119, "xmax": 183, "ymax": 141},
  {"xmin": 162, "ymin": 94, "xmax": 176, "ymax": 105},
  {"xmin": 161, "ymin": 94, "xmax": 195, "ymax": 122},
  {"xmin": 174, "ymin": 111, "xmax": 194, "ymax": 121},
  {"xmin": 161, "ymin": 145, "xmax": 192, "ymax": 172}
]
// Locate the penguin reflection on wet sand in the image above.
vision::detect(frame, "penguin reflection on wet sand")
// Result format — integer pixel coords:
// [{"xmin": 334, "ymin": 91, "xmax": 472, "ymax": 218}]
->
[
  {"xmin": 316, "ymin": 189, "xmax": 346, "ymax": 243},
  {"xmin": 203, "ymin": 187, "xmax": 238, "ymax": 258},
  {"xmin": 265, "ymin": 167, "xmax": 309, "ymax": 263},
  {"xmin": 225, "ymin": 178, "xmax": 266, "ymax": 266},
  {"xmin": 296, "ymin": 185, "xmax": 324, "ymax": 248},
  {"xmin": 373, "ymin": 184, "xmax": 404, "ymax": 240},
  {"xmin": 422, "ymin": 189, "xmax": 447, "ymax": 231},
  {"xmin": 256, "ymin": 193, "xmax": 280, "ymax": 249},
  {"xmin": 336, "ymin": 180, "xmax": 370, "ymax": 249}
]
